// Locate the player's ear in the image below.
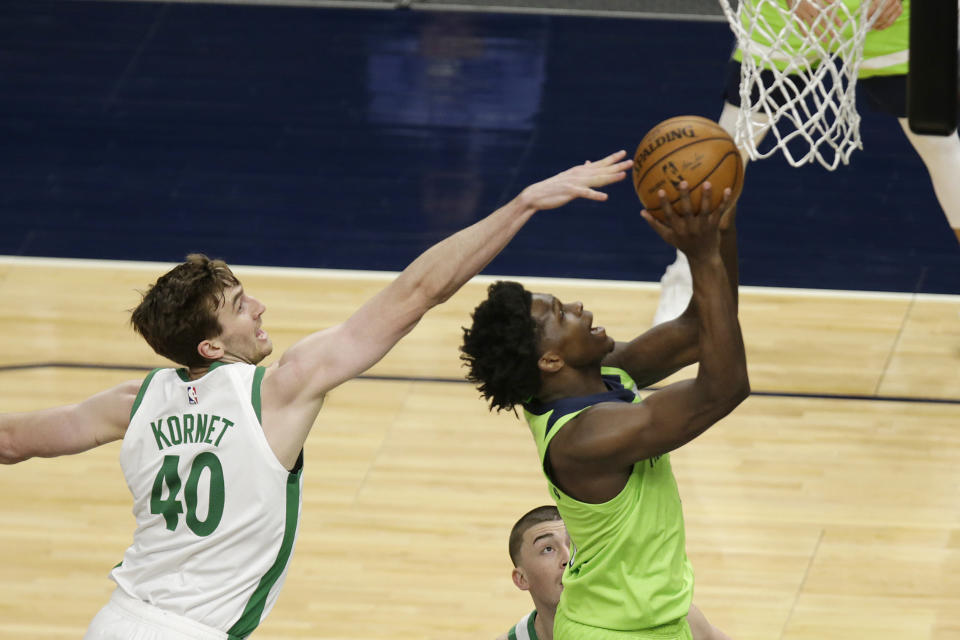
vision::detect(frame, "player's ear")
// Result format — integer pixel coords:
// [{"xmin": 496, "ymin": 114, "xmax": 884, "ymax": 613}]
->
[
  {"xmin": 512, "ymin": 567, "xmax": 530, "ymax": 591},
  {"xmin": 197, "ymin": 338, "xmax": 223, "ymax": 361},
  {"xmin": 538, "ymin": 351, "xmax": 564, "ymax": 373}
]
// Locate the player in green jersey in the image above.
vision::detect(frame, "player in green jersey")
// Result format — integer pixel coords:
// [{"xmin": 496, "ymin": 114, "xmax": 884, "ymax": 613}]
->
[
  {"xmin": 654, "ymin": 0, "xmax": 960, "ymax": 324},
  {"xmin": 497, "ymin": 506, "xmax": 730, "ymax": 640},
  {"xmin": 464, "ymin": 182, "xmax": 748, "ymax": 640}
]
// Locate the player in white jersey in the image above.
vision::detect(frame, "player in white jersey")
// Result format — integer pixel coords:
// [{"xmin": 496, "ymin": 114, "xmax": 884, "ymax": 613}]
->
[
  {"xmin": 0, "ymin": 151, "xmax": 633, "ymax": 639},
  {"xmin": 497, "ymin": 506, "xmax": 570, "ymax": 640}
]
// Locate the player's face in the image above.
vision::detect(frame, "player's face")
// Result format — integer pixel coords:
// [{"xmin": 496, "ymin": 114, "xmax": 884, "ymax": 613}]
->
[
  {"xmin": 530, "ymin": 293, "xmax": 614, "ymax": 367},
  {"xmin": 212, "ymin": 284, "xmax": 273, "ymax": 364},
  {"xmin": 515, "ymin": 520, "xmax": 571, "ymax": 610}
]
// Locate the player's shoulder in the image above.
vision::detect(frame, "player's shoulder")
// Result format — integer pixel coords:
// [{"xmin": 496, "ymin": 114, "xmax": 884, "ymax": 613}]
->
[{"xmin": 114, "ymin": 377, "xmax": 147, "ymax": 404}]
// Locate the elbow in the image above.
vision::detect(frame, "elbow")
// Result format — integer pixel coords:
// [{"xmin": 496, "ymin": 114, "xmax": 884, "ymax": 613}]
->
[
  {"xmin": 414, "ymin": 279, "xmax": 452, "ymax": 313},
  {"xmin": 0, "ymin": 433, "xmax": 27, "ymax": 465},
  {"xmin": 733, "ymin": 377, "xmax": 751, "ymax": 406},
  {"xmin": 701, "ymin": 367, "xmax": 750, "ymax": 414},
  {"xmin": 726, "ymin": 369, "xmax": 751, "ymax": 409}
]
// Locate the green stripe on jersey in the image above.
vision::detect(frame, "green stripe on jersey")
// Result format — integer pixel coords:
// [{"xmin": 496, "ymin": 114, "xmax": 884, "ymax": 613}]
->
[
  {"xmin": 507, "ymin": 610, "xmax": 538, "ymax": 640},
  {"xmin": 130, "ymin": 368, "xmax": 161, "ymax": 420},
  {"xmin": 226, "ymin": 465, "xmax": 303, "ymax": 639},
  {"xmin": 251, "ymin": 366, "xmax": 265, "ymax": 425}
]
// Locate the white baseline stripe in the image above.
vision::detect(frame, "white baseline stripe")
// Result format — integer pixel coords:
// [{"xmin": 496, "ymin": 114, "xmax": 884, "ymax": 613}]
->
[{"xmin": 0, "ymin": 255, "xmax": 957, "ymax": 302}]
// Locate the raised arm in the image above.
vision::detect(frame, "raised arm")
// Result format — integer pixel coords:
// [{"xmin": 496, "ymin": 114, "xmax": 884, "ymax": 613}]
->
[
  {"xmin": 258, "ymin": 153, "xmax": 632, "ymax": 466},
  {"xmin": 550, "ymin": 184, "xmax": 749, "ymax": 502},
  {"xmin": 603, "ymin": 186, "xmax": 739, "ymax": 388},
  {"xmin": 267, "ymin": 151, "xmax": 633, "ymax": 402},
  {"xmin": 0, "ymin": 379, "xmax": 140, "ymax": 464}
]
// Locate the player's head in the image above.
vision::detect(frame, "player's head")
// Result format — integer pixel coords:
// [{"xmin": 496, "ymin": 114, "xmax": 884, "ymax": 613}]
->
[
  {"xmin": 508, "ymin": 505, "xmax": 570, "ymax": 612},
  {"xmin": 131, "ymin": 254, "xmax": 273, "ymax": 368},
  {"xmin": 460, "ymin": 281, "xmax": 614, "ymax": 411}
]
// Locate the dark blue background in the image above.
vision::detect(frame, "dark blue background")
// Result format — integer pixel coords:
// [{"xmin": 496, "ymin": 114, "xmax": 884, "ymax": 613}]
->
[{"xmin": 2, "ymin": 0, "xmax": 957, "ymax": 293}]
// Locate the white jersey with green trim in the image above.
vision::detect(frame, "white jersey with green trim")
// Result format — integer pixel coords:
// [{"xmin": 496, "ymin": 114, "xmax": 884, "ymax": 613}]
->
[
  {"xmin": 506, "ymin": 610, "xmax": 539, "ymax": 640},
  {"xmin": 110, "ymin": 362, "xmax": 303, "ymax": 638}
]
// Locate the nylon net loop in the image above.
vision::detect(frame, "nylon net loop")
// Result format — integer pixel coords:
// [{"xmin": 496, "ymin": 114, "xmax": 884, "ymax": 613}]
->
[{"xmin": 718, "ymin": 0, "xmax": 878, "ymax": 169}]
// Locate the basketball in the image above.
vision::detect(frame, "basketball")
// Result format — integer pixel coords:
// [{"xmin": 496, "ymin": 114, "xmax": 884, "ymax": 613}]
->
[{"xmin": 632, "ymin": 115, "xmax": 744, "ymax": 218}]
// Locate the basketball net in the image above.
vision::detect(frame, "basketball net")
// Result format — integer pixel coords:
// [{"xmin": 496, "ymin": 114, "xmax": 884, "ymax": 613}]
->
[{"xmin": 718, "ymin": 0, "xmax": 879, "ymax": 170}]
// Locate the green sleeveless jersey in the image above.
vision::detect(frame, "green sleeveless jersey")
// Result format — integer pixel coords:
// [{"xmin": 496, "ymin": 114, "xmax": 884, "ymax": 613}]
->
[
  {"xmin": 522, "ymin": 367, "xmax": 694, "ymax": 632},
  {"xmin": 859, "ymin": 0, "xmax": 909, "ymax": 78},
  {"xmin": 734, "ymin": 0, "xmax": 908, "ymax": 77}
]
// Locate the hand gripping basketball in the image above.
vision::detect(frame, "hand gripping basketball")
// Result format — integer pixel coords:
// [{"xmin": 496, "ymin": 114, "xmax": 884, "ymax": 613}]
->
[
  {"xmin": 640, "ymin": 180, "xmax": 733, "ymax": 255},
  {"xmin": 632, "ymin": 115, "xmax": 744, "ymax": 220}
]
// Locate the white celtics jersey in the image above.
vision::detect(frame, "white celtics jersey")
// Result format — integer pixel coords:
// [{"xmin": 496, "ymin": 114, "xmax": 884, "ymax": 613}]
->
[{"xmin": 111, "ymin": 362, "xmax": 303, "ymax": 638}]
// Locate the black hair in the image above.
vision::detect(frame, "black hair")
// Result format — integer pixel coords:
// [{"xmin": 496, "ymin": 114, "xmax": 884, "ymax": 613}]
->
[{"xmin": 460, "ymin": 281, "xmax": 541, "ymax": 412}]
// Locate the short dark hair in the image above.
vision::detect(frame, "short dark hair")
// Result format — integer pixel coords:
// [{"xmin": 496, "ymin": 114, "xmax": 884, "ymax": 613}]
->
[
  {"xmin": 460, "ymin": 281, "xmax": 541, "ymax": 412},
  {"xmin": 131, "ymin": 254, "xmax": 240, "ymax": 368},
  {"xmin": 508, "ymin": 505, "xmax": 562, "ymax": 567}
]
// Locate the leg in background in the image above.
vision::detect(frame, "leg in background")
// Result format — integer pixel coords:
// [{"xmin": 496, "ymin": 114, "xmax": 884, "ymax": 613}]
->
[{"xmin": 897, "ymin": 119, "xmax": 960, "ymax": 244}]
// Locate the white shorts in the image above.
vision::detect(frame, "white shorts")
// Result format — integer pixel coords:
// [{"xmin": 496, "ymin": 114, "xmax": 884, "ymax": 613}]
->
[{"xmin": 84, "ymin": 589, "xmax": 228, "ymax": 640}]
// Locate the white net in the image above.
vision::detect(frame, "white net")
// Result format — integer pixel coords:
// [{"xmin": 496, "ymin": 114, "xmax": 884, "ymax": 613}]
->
[{"xmin": 718, "ymin": 0, "xmax": 880, "ymax": 169}]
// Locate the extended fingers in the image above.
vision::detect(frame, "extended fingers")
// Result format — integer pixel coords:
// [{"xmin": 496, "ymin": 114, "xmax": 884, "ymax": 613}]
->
[
  {"xmin": 575, "ymin": 157, "xmax": 632, "ymax": 187},
  {"xmin": 705, "ymin": 185, "xmax": 731, "ymax": 226},
  {"xmin": 657, "ymin": 189, "xmax": 676, "ymax": 219},
  {"xmin": 718, "ymin": 188, "xmax": 736, "ymax": 230},
  {"xmin": 699, "ymin": 182, "xmax": 714, "ymax": 215},
  {"xmin": 593, "ymin": 150, "xmax": 628, "ymax": 166},
  {"xmin": 676, "ymin": 182, "xmax": 694, "ymax": 215},
  {"xmin": 871, "ymin": 0, "xmax": 901, "ymax": 29},
  {"xmin": 578, "ymin": 186, "xmax": 609, "ymax": 201}
]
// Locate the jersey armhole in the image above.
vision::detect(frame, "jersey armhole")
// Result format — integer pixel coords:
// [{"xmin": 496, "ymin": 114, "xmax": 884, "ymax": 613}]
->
[
  {"xmin": 251, "ymin": 366, "xmax": 266, "ymax": 425},
  {"xmin": 129, "ymin": 368, "xmax": 162, "ymax": 420}
]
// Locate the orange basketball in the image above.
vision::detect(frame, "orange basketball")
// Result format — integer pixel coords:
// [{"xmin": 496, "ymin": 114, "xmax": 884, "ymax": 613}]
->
[{"xmin": 632, "ymin": 115, "xmax": 744, "ymax": 219}]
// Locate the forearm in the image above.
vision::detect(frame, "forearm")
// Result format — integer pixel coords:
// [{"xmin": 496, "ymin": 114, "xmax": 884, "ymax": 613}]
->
[
  {"xmin": 0, "ymin": 406, "xmax": 78, "ymax": 464},
  {"xmin": 396, "ymin": 195, "xmax": 536, "ymax": 308},
  {"xmin": 689, "ymin": 252, "xmax": 749, "ymax": 403},
  {"xmin": 0, "ymin": 382, "xmax": 135, "ymax": 464},
  {"xmin": 719, "ymin": 218, "xmax": 739, "ymax": 308}
]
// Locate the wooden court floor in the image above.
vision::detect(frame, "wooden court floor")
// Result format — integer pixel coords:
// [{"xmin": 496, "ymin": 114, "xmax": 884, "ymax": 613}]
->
[{"xmin": 1, "ymin": 257, "xmax": 959, "ymax": 639}]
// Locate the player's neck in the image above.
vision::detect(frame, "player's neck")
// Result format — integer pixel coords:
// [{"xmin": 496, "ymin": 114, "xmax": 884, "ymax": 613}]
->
[
  {"xmin": 537, "ymin": 366, "xmax": 606, "ymax": 404},
  {"xmin": 185, "ymin": 365, "xmax": 211, "ymax": 380},
  {"xmin": 534, "ymin": 606, "xmax": 555, "ymax": 640}
]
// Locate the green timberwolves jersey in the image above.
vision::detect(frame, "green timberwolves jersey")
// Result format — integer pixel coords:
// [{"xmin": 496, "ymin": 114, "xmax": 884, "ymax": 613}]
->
[
  {"xmin": 112, "ymin": 362, "xmax": 303, "ymax": 638},
  {"xmin": 523, "ymin": 367, "xmax": 694, "ymax": 632},
  {"xmin": 859, "ymin": 0, "xmax": 909, "ymax": 78},
  {"xmin": 735, "ymin": 0, "xmax": 909, "ymax": 77}
]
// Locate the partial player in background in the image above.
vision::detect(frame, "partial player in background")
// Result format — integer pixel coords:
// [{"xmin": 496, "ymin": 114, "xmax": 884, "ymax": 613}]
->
[
  {"xmin": 497, "ymin": 506, "xmax": 732, "ymax": 640},
  {"xmin": 464, "ymin": 180, "xmax": 746, "ymax": 640},
  {"xmin": 498, "ymin": 506, "xmax": 569, "ymax": 640},
  {"xmin": 653, "ymin": 0, "xmax": 960, "ymax": 324},
  {"xmin": 0, "ymin": 151, "xmax": 632, "ymax": 640}
]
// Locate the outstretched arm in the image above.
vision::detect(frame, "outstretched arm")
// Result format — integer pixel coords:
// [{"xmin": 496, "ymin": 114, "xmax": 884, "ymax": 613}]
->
[
  {"xmin": 603, "ymin": 187, "xmax": 739, "ymax": 388},
  {"xmin": 0, "ymin": 380, "xmax": 139, "ymax": 464},
  {"xmin": 551, "ymin": 185, "xmax": 749, "ymax": 502},
  {"xmin": 260, "ymin": 152, "xmax": 632, "ymax": 463}
]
